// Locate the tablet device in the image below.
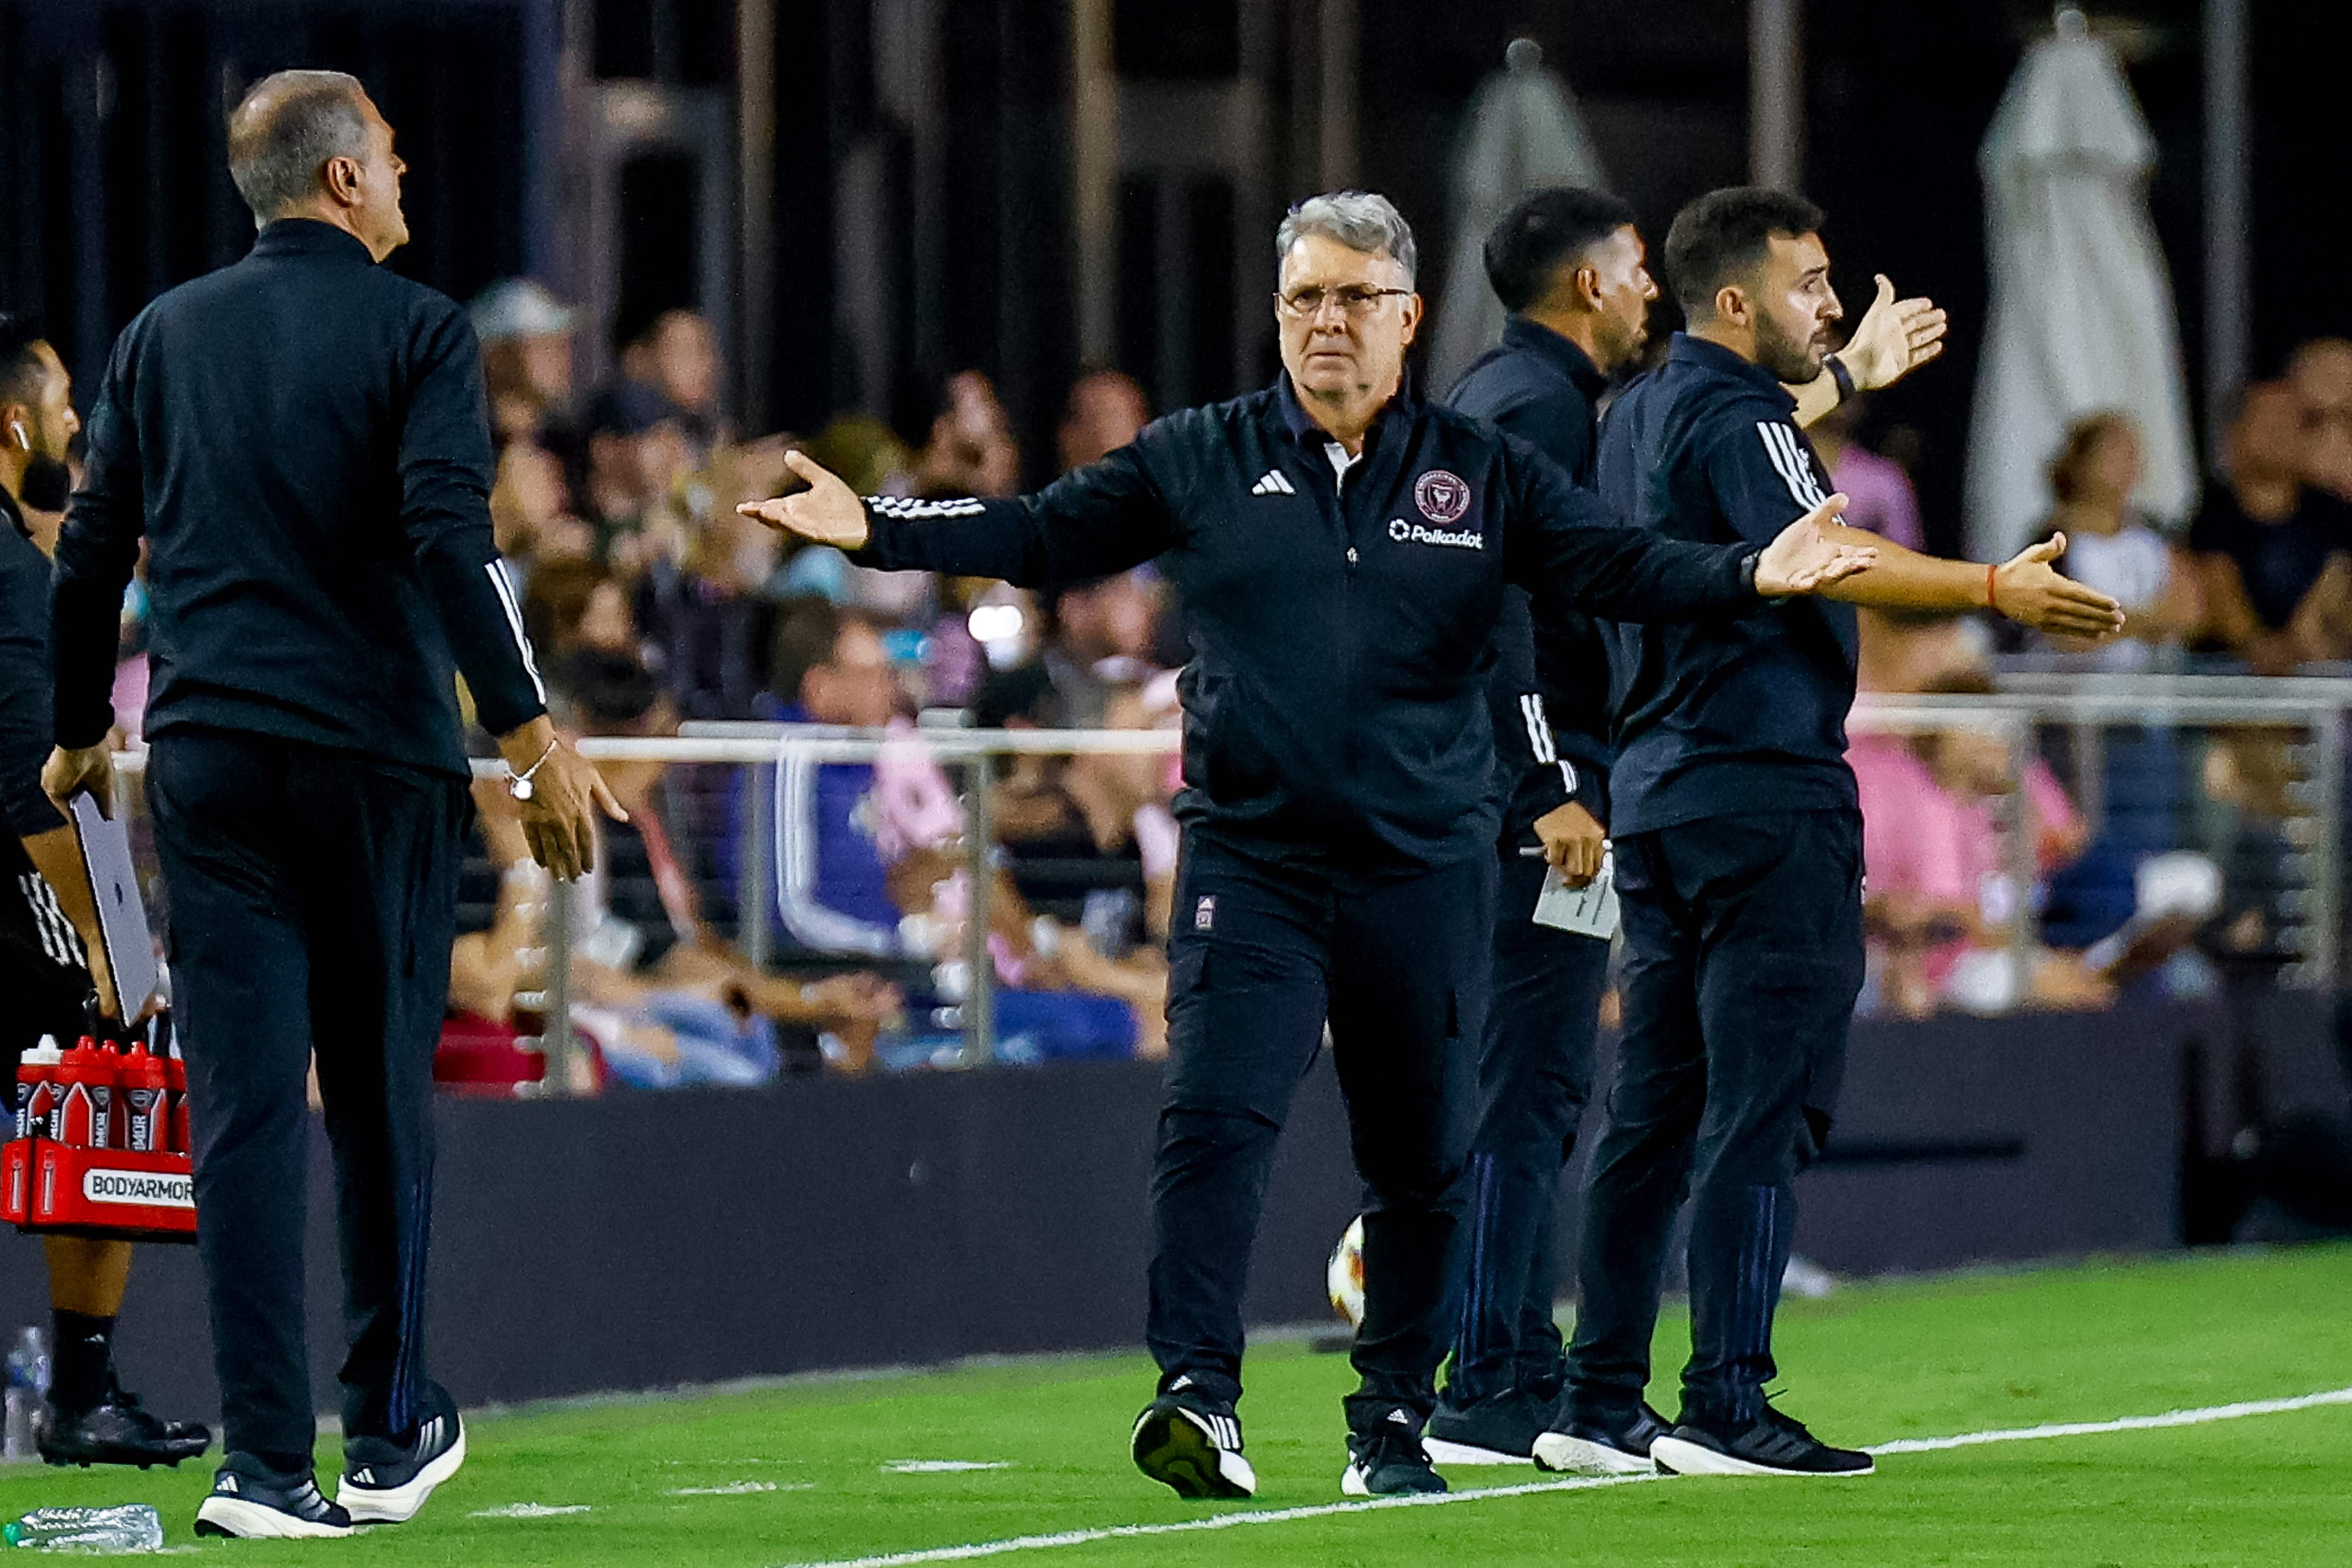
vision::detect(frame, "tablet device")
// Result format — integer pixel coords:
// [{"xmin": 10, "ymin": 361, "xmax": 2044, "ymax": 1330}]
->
[{"xmin": 71, "ymin": 793, "xmax": 161, "ymax": 1021}]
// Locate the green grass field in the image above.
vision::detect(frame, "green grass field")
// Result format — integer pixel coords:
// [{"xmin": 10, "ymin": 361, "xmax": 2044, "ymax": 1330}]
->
[{"xmin": 5, "ymin": 1245, "xmax": 2351, "ymax": 1564}]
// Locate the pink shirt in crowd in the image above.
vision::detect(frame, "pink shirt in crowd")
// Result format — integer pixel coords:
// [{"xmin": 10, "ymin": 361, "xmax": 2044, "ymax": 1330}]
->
[{"xmin": 1826, "ymin": 445, "xmax": 1925, "ymax": 552}]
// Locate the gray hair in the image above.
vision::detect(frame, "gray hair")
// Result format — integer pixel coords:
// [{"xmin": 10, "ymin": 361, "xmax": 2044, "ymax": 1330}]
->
[
  {"xmin": 1275, "ymin": 191, "xmax": 1417, "ymax": 285},
  {"xmin": 226, "ymin": 70, "xmax": 371, "ymax": 222}
]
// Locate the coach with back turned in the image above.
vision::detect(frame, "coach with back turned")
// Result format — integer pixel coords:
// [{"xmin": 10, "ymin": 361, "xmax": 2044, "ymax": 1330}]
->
[{"xmin": 44, "ymin": 70, "xmax": 616, "ymax": 1540}]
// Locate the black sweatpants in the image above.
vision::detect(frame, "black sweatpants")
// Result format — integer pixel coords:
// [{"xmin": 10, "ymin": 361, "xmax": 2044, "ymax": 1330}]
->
[
  {"xmin": 146, "ymin": 729, "xmax": 465, "ymax": 1463},
  {"xmin": 1564, "ymin": 808, "xmax": 1863, "ymax": 1429},
  {"xmin": 1443, "ymin": 848, "xmax": 1611, "ymax": 1410},
  {"xmin": 1147, "ymin": 829, "xmax": 1483, "ymax": 1430}
]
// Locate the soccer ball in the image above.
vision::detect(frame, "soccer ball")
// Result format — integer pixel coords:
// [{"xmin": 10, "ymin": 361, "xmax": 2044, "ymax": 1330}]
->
[{"xmin": 1326, "ymin": 1214, "xmax": 1366, "ymax": 1330}]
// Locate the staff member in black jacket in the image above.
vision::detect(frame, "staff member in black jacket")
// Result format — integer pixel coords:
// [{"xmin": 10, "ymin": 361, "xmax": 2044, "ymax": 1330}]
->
[
  {"xmin": 0, "ymin": 317, "xmax": 212, "ymax": 1471},
  {"xmin": 1434, "ymin": 191, "xmax": 1948, "ymax": 1465},
  {"xmin": 741, "ymin": 190, "xmax": 1871, "ymax": 1498},
  {"xmin": 45, "ymin": 71, "xmax": 617, "ymax": 1540},
  {"xmin": 1552, "ymin": 187, "xmax": 2121, "ymax": 1481}
]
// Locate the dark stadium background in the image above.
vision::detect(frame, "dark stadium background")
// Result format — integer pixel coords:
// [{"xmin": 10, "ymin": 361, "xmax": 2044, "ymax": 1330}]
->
[{"xmin": 0, "ymin": 0, "xmax": 2340, "ymax": 553}]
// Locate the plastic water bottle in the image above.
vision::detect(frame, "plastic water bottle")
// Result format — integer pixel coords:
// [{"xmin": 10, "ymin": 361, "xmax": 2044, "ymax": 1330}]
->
[
  {"xmin": 3, "ymin": 1327, "xmax": 49, "ymax": 1463},
  {"xmin": 2, "ymin": 1504, "xmax": 165, "ymax": 1550}
]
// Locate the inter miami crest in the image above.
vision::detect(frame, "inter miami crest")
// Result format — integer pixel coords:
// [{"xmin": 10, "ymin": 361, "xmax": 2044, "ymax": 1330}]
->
[{"xmin": 1413, "ymin": 469, "xmax": 1470, "ymax": 524}]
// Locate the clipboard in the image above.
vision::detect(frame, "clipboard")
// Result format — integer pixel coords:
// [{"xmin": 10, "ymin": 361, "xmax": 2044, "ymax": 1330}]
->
[{"xmin": 70, "ymin": 794, "xmax": 161, "ymax": 1021}]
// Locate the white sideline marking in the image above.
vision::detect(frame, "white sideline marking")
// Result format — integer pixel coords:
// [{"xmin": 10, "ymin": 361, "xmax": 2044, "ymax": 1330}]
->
[
  {"xmin": 669, "ymin": 1481, "xmax": 814, "ymax": 1496},
  {"xmin": 773, "ymin": 1384, "xmax": 2352, "ymax": 1568},
  {"xmin": 888, "ymin": 1461, "xmax": 1012, "ymax": 1473},
  {"xmin": 470, "ymin": 1503, "xmax": 593, "ymax": 1519}
]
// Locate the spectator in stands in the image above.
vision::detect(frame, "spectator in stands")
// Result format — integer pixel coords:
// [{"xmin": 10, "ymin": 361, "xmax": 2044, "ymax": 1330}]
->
[
  {"xmin": 471, "ymin": 278, "xmax": 577, "ymax": 448},
  {"xmin": 910, "ymin": 369, "xmax": 1020, "ymax": 498},
  {"xmin": 1058, "ymin": 368, "xmax": 1149, "ymax": 473},
  {"xmin": 764, "ymin": 597, "xmax": 959, "ymax": 958},
  {"xmin": 1807, "ymin": 397, "xmax": 1923, "ymax": 550},
  {"xmin": 2288, "ymin": 337, "xmax": 2352, "ymax": 504},
  {"xmin": 1851, "ymin": 673, "xmax": 2107, "ymax": 1018},
  {"xmin": 580, "ymin": 380, "xmax": 695, "ymax": 570},
  {"xmin": 489, "ymin": 439, "xmax": 591, "ymax": 580},
  {"xmin": 533, "ymin": 648, "xmax": 903, "ymax": 1080},
  {"xmin": 972, "ymin": 570, "xmax": 1165, "ymax": 731},
  {"xmin": 2191, "ymin": 380, "xmax": 2352, "ymax": 673},
  {"xmin": 638, "ymin": 308, "xmax": 726, "ymax": 453},
  {"xmin": 2034, "ymin": 412, "xmax": 2204, "ymax": 667}
]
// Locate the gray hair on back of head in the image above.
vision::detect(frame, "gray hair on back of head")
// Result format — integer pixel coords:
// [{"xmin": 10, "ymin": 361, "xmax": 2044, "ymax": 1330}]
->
[
  {"xmin": 226, "ymin": 70, "xmax": 370, "ymax": 223},
  {"xmin": 1275, "ymin": 191, "xmax": 1417, "ymax": 285}
]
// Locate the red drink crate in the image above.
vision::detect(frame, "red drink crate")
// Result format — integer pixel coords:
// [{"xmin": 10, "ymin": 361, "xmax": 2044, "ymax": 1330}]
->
[{"xmin": 4, "ymin": 1138, "xmax": 195, "ymax": 1243}]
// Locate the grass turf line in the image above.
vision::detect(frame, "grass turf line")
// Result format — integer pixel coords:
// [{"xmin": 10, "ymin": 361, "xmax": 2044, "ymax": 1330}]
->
[{"xmin": 0, "ymin": 1244, "xmax": 2347, "ymax": 1565}]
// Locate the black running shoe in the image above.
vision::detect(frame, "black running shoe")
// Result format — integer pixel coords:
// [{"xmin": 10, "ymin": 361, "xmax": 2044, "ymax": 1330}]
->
[
  {"xmin": 1425, "ymin": 1389, "xmax": 1549, "ymax": 1463},
  {"xmin": 1531, "ymin": 1401, "xmax": 1669, "ymax": 1475},
  {"xmin": 39, "ymin": 1373, "xmax": 212, "ymax": 1469},
  {"xmin": 339, "ymin": 1386, "xmax": 467, "ymax": 1524},
  {"xmin": 1131, "ymin": 1381, "xmax": 1256, "ymax": 1499},
  {"xmin": 1342, "ymin": 1408, "xmax": 1447, "ymax": 1496},
  {"xmin": 1649, "ymin": 1404, "xmax": 1874, "ymax": 1477},
  {"xmin": 194, "ymin": 1453, "xmax": 355, "ymax": 1539}
]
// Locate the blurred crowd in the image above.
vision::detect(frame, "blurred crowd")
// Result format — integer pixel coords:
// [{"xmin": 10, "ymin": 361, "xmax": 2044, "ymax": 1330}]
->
[{"xmin": 424, "ymin": 281, "xmax": 1183, "ymax": 1092}]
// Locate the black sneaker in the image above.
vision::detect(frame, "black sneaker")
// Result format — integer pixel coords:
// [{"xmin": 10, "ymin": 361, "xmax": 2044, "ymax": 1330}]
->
[
  {"xmin": 40, "ymin": 1373, "xmax": 213, "ymax": 1469},
  {"xmin": 339, "ymin": 1388, "xmax": 467, "ymax": 1524},
  {"xmin": 1649, "ymin": 1404, "xmax": 1874, "ymax": 1478},
  {"xmin": 1425, "ymin": 1389, "xmax": 1549, "ymax": 1463},
  {"xmin": 194, "ymin": 1453, "xmax": 355, "ymax": 1539},
  {"xmin": 1342, "ymin": 1408, "xmax": 1447, "ymax": 1496},
  {"xmin": 1532, "ymin": 1401, "xmax": 1669, "ymax": 1475},
  {"xmin": 1131, "ymin": 1381, "xmax": 1256, "ymax": 1499}
]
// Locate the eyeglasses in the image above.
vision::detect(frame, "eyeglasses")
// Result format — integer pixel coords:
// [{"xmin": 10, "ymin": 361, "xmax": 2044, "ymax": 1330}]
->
[{"xmin": 1274, "ymin": 285, "xmax": 1413, "ymax": 320}]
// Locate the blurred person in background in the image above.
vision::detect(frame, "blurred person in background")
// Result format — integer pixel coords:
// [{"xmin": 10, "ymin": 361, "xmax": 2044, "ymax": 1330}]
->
[
  {"xmin": 1806, "ymin": 398, "xmax": 1923, "ymax": 550},
  {"xmin": 536, "ymin": 645, "xmax": 903, "ymax": 1080},
  {"xmin": 489, "ymin": 438, "xmax": 591, "ymax": 579},
  {"xmin": 470, "ymin": 279, "xmax": 576, "ymax": 449},
  {"xmin": 1059, "ymin": 369, "xmax": 1150, "ymax": 473},
  {"xmin": 1849, "ymin": 675, "xmax": 2104, "ymax": 1018},
  {"xmin": 909, "ymin": 369, "xmax": 1021, "ymax": 498},
  {"xmin": 2190, "ymin": 380, "xmax": 2352, "ymax": 673},
  {"xmin": 974, "ymin": 569, "xmax": 1165, "ymax": 732},
  {"xmin": 2288, "ymin": 337, "xmax": 2352, "ymax": 504},
  {"xmin": 2033, "ymin": 412, "xmax": 2204, "ymax": 667},
  {"xmin": 638, "ymin": 308, "xmax": 725, "ymax": 453},
  {"xmin": 0, "ymin": 315, "xmax": 212, "ymax": 1469},
  {"xmin": 580, "ymin": 380, "xmax": 695, "ymax": 571}
]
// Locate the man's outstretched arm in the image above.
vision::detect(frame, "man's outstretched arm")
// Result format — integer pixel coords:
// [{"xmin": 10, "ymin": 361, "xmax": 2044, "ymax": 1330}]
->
[
  {"xmin": 1817, "ymin": 526, "xmax": 2125, "ymax": 639},
  {"xmin": 739, "ymin": 442, "xmax": 1178, "ymax": 589}
]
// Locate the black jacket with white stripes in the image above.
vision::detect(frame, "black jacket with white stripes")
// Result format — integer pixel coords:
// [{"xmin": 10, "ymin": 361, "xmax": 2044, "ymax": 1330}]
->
[
  {"xmin": 51, "ymin": 220, "xmax": 546, "ymax": 778},
  {"xmin": 1598, "ymin": 332, "xmax": 1859, "ymax": 836},
  {"xmin": 850, "ymin": 374, "xmax": 1764, "ymax": 871},
  {"xmin": 1445, "ymin": 315, "xmax": 1615, "ymax": 843},
  {"xmin": 0, "ymin": 485, "xmax": 85, "ymax": 981}
]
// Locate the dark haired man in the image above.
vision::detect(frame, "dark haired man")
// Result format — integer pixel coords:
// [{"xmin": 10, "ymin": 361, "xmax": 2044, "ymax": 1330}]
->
[
  {"xmin": 1432, "ymin": 188, "xmax": 1950, "ymax": 1464},
  {"xmin": 0, "ymin": 319, "xmax": 212, "ymax": 1472},
  {"xmin": 45, "ymin": 70, "xmax": 619, "ymax": 1538},
  {"xmin": 1546, "ymin": 186, "xmax": 2122, "ymax": 1479}
]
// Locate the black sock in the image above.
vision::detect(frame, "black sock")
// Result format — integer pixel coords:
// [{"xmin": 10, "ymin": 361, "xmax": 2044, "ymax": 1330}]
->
[{"xmin": 49, "ymin": 1310, "xmax": 115, "ymax": 1414}]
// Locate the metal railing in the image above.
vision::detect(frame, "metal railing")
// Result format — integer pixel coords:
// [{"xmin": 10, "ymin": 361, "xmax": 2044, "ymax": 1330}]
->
[{"xmin": 95, "ymin": 671, "xmax": 2352, "ymax": 1088}]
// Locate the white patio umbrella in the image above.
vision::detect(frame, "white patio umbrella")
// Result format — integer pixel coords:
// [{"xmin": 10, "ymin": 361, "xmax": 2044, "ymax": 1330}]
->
[
  {"xmin": 1428, "ymin": 39, "xmax": 1609, "ymax": 394},
  {"xmin": 1965, "ymin": 11, "xmax": 2198, "ymax": 561}
]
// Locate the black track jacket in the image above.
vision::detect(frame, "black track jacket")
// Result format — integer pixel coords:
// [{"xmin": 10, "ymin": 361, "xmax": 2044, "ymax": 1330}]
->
[{"xmin": 851, "ymin": 375, "xmax": 1763, "ymax": 871}]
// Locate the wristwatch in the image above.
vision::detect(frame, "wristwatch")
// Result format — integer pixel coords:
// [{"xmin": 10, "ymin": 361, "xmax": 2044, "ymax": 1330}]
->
[
  {"xmin": 507, "ymin": 739, "xmax": 559, "ymax": 803},
  {"xmin": 1823, "ymin": 352, "xmax": 1857, "ymax": 404}
]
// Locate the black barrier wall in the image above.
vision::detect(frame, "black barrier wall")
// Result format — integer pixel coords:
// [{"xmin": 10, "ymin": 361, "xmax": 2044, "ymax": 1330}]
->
[{"xmin": 0, "ymin": 999, "xmax": 2334, "ymax": 1422}]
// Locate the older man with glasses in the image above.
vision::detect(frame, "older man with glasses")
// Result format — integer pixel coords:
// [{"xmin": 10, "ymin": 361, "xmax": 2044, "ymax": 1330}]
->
[{"xmin": 739, "ymin": 190, "xmax": 1871, "ymax": 1498}]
